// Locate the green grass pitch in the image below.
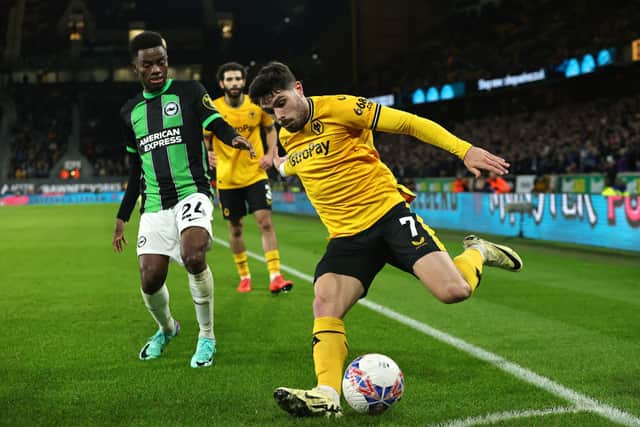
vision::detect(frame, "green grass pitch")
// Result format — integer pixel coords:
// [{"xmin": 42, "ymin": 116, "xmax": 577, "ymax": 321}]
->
[{"xmin": 0, "ymin": 204, "xmax": 638, "ymax": 426}]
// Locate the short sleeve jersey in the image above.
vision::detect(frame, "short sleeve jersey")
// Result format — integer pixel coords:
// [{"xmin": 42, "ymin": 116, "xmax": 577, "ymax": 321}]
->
[
  {"xmin": 207, "ymin": 95, "xmax": 274, "ymax": 189},
  {"xmin": 120, "ymin": 79, "xmax": 219, "ymax": 212}
]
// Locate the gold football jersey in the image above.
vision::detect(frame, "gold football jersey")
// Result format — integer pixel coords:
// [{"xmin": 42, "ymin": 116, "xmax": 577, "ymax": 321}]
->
[
  {"xmin": 279, "ymin": 95, "xmax": 472, "ymax": 238},
  {"xmin": 208, "ymin": 95, "xmax": 274, "ymax": 189},
  {"xmin": 279, "ymin": 95, "xmax": 405, "ymax": 238}
]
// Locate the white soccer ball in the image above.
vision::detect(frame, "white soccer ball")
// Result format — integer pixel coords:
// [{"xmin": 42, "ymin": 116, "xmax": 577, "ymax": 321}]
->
[{"xmin": 342, "ymin": 353, "xmax": 405, "ymax": 415}]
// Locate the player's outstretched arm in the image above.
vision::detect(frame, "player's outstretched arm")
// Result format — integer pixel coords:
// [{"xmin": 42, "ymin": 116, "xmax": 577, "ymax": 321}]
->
[
  {"xmin": 205, "ymin": 116, "xmax": 256, "ymax": 158},
  {"xmin": 375, "ymin": 106, "xmax": 510, "ymax": 176},
  {"xmin": 375, "ymin": 106, "xmax": 471, "ymax": 158}
]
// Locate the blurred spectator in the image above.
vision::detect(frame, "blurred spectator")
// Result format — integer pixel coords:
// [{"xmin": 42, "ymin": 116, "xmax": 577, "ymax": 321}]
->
[
  {"xmin": 533, "ymin": 175, "xmax": 551, "ymax": 193},
  {"xmin": 473, "ymin": 177, "xmax": 492, "ymax": 193},
  {"xmin": 452, "ymin": 174, "xmax": 468, "ymax": 192},
  {"xmin": 487, "ymin": 171, "xmax": 512, "ymax": 193}
]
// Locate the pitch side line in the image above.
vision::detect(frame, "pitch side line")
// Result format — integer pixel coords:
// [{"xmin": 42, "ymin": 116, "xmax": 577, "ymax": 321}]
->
[
  {"xmin": 212, "ymin": 238, "xmax": 640, "ymax": 427},
  {"xmin": 428, "ymin": 406, "xmax": 583, "ymax": 427}
]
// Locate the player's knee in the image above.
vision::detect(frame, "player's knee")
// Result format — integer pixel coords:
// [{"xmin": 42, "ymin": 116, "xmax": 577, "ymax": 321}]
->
[
  {"xmin": 436, "ymin": 280, "xmax": 471, "ymax": 304},
  {"xmin": 182, "ymin": 250, "xmax": 206, "ymax": 274},
  {"xmin": 257, "ymin": 219, "xmax": 273, "ymax": 233},
  {"xmin": 312, "ymin": 284, "xmax": 335, "ymax": 311},
  {"xmin": 140, "ymin": 267, "xmax": 165, "ymax": 294},
  {"xmin": 230, "ymin": 223, "xmax": 243, "ymax": 238},
  {"xmin": 313, "ymin": 293, "xmax": 326, "ymax": 310}
]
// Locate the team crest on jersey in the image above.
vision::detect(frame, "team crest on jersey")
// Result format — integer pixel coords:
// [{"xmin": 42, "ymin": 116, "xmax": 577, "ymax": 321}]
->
[
  {"xmin": 411, "ymin": 236, "xmax": 426, "ymax": 247},
  {"xmin": 202, "ymin": 93, "xmax": 217, "ymax": 111},
  {"xmin": 163, "ymin": 101, "xmax": 180, "ymax": 117},
  {"xmin": 249, "ymin": 110, "xmax": 256, "ymax": 119},
  {"xmin": 311, "ymin": 119, "xmax": 324, "ymax": 135}
]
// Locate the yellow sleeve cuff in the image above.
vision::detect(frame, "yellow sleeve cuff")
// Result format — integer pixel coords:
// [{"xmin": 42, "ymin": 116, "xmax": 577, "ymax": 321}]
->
[{"xmin": 375, "ymin": 106, "xmax": 472, "ymax": 160}]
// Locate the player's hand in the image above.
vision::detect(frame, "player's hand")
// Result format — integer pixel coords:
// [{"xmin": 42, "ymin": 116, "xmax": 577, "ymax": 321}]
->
[
  {"xmin": 463, "ymin": 146, "xmax": 510, "ymax": 178},
  {"xmin": 259, "ymin": 152, "xmax": 274, "ymax": 170},
  {"xmin": 231, "ymin": 136, "xmax": 256, "ymax": 158},
  {"xmin": 113, "ymin": 218, "xmax": 127, "ymax": 253},
  {"xmin": 271, "ymin": 144, "xmax": 288, "ymax": 171},
  {"xmin": 207, "ymin": 150, "xmax": 217, "ymax": 168}
]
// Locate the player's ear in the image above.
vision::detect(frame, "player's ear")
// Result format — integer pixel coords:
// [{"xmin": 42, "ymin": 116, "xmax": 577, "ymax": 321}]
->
[
  {"xmin": 218, "ymin": 80, "xmax": 224, "ymax": 89},
  {"xmin": 294, "ymin": 81, "xmax": 304, "ymax": 96}
]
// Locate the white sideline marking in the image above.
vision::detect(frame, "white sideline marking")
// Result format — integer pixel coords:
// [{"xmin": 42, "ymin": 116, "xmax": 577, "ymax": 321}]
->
[
  {"xmin": 212, "ymin": 238, "xmax": 640, "ymax": 426},
  {"xmin": 359, "ymin": 300, "xmax": 640, "ymax": 427},
  {"xmin": 428, "ymin": 406, "xmax": 583, "ymax": 427}
]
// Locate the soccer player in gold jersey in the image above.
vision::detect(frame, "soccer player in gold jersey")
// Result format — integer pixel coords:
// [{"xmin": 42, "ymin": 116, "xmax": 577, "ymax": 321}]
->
[
  {"xmin": 249, "ymin": 62, "xmax": 524, "ymax": 417},
  {"xmin": 204, "ymin": 62, "xmax": 293, "ymax": 294}
]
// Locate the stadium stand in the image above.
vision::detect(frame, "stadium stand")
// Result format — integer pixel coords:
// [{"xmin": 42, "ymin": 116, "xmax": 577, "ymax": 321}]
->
[
  {"xmin": 360, "ymin": 0, "xmax": 640, "ymax": 95},
  {"xmin": 1, "ymin": 0, "xmax": 638, "ymax": 185},
  {"xmin": 79, "ymin": 82, "xmax": 137, "ymax": 177},
  {"xmin": 376, "ymin": 92, "xmax": 640, "ymax": 181},
  {"xmin": 5, "ymin": 84, "xmax": 72, "ymax": 179}
]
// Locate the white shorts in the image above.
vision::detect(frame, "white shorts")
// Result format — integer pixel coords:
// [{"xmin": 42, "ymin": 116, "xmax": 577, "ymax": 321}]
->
[{"xmin": 136, "ymin": 193, "xmax": 214, "ymax": 265}]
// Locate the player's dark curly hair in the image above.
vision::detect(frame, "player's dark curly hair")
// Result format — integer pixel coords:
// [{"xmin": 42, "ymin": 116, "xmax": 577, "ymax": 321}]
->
[
  {"xmin": 216, "ymin": 62, "xmax": 247, "ymax": 82},
  {"xmin": 129, "ymin": 31, "xmax": 166, "ymax": 59},
  {"xmin": 249, "ymin": 62, "xmax": 296, "ymax": 105}
]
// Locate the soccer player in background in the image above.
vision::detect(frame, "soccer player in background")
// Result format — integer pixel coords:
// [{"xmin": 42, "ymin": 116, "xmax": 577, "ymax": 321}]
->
[
  {"xmin": 249, "ymin": 62, "xmax": 523, "ymax": 417},
  {"xmin": 112, "ymin": 31, "xmax": 254, "ymax": 368},
  {"xmin": 203, "ymin": 62, "xmax": 293, "ymax": 294}
]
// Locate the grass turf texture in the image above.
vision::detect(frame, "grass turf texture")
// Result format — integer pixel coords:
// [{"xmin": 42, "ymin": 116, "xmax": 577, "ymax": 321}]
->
[{"xmin": 0, "ymin": 204, "xmax": 638, "ymax": 426}]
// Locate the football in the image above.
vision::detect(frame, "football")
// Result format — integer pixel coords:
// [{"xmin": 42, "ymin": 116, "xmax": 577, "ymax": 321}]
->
[{"xmin": 342, "ymin": 353, "xmax": 405, "ymax": 415}]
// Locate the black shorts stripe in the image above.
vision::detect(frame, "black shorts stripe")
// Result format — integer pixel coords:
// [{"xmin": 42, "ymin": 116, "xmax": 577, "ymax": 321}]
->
[{"xmin": 313, "ymin": 330, "xmax": 345, "ymax": 335}]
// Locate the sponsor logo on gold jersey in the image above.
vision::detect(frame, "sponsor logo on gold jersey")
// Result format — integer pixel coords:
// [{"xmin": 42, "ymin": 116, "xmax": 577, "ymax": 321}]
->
[{"xmin": 289, "ymin": 140, "xmax": 331, "ymax": 167}]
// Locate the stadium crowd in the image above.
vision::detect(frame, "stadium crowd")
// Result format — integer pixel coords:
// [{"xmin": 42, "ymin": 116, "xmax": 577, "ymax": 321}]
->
[
  {"xmin": 6, "ymin": 85, "xmax": 71, "ymax": 179},
  {"xmin": 3, "ymin": 84, "xmax": 638, "ymax": 182},
  {"xmin": 2, "ymin": 0, "xmax": 639, "ymax": 184},
  {"xmin": 79, "ymin": 83, "xmax": 136, "ymax": 177},
  {"xmin": 377, "ymin": 92, "xmax": 640, "ymax": 181},
  {"xmin": 360, "ymin": 0, "xmax": 640, "ymax": 95}
]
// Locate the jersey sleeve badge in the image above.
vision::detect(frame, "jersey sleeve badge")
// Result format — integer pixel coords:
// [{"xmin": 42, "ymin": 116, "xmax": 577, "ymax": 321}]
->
[{"xmin": 202, "ymin": 93, "xmax": 217, "ymax": 111}]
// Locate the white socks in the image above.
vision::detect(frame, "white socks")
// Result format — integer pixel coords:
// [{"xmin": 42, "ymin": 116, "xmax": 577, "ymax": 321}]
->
[
  {"xmin": 315, "ymin": 385, "xmax": 340, "ymax": 405},
  {"xmin": 141, "ymin": 284, "xmax": 176, "ymax": 335},
  {"xmin": 188, "ymin": 265, "xmax": 215, "ymax": 339},
  {"xmin": 141, "ymin": 268, "xmax": 214, "ymax": 339},
  {"xmin": 468, "ymin": 244, "xmax": 487, "ymax": 261}
]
